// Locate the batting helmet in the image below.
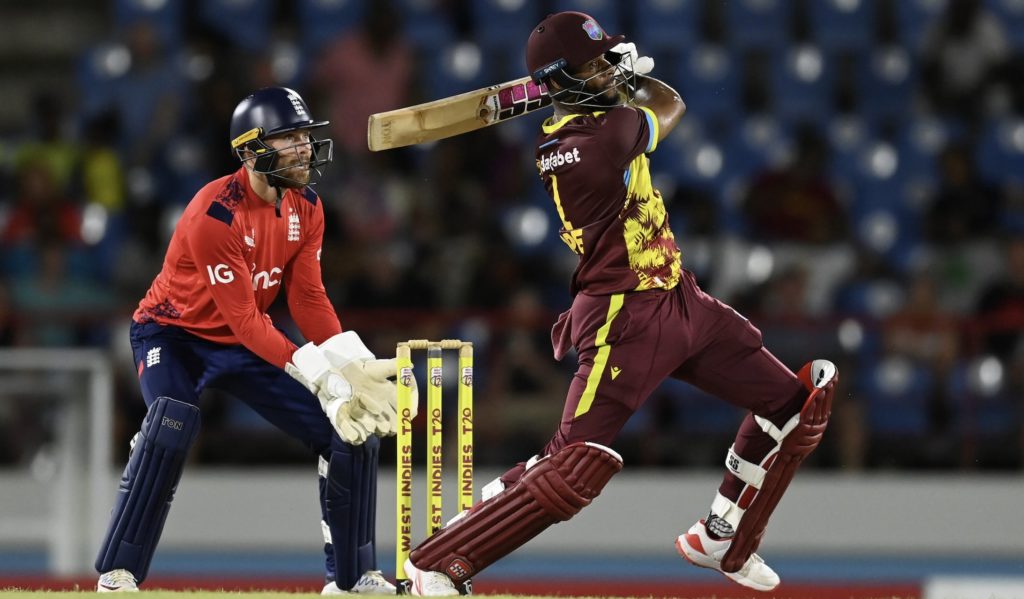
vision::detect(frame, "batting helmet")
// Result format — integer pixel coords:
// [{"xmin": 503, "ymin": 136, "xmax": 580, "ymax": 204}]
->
[
  {"xmin": 229, "ymin": 87, "xmax": 333, "ymax": 188},
  {"xmin": 525, "ymin": 12, "xmax": 632, "ymax": 110}
]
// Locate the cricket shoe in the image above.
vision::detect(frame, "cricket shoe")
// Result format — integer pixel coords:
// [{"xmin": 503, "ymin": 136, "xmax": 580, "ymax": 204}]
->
[
  {"xmin": 321, "ymin": 570, "xmax": 397, "ymax": 595},
  {"xmin": 404, "ymin": 558, "xmax": 459, "ymax": 596},
  {"xmin": 97, "ymin": 569, "xmax": 139, "ymax": 592},
  {"xmin": 675, "ymin": 519, "xmax": 780, "ymax": 591}
]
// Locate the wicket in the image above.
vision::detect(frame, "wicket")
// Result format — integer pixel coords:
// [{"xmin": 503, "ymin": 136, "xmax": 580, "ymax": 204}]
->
[{"xmin": 395, "ymin": 339, "xmax": 474, "ymax": 595}]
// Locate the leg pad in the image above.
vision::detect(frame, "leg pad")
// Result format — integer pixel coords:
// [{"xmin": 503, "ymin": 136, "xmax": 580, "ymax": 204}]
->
[
  {"xmin": 322, "ymin": 436, "xmax": 379, "ymax": 589},
  {"xmin": 95, "ymin": 397, "xmax": 200, "ymax": 582},
  {"xmin": 410, "ymin": 442, "xmax": 622, "ymax": 583},
  {"xmin": 721, "ymin": 361, "xmax": 836, "ymax": 572}
]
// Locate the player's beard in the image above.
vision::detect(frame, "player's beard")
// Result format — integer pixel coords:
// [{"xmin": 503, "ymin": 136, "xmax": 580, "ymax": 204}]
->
[
  {"xmin": 594, "ymin": 83, "xmax": 625, "ymax": 107},
  {"xmin": 582, "ymin": 66, "xmax": 627, "ymax": 108},
  {"xmin": 276, "ymin": 160, "xmax": 311, "ymax": 188}
]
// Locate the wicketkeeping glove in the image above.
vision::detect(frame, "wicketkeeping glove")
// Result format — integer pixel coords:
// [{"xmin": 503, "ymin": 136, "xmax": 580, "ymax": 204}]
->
[
  {"xmin": 319, "ymin": 331, "xmax": 419, "ymax": 437},
  {"xmin": 287, "ymin": 342, "xmax": 374, "ymax": 445}
]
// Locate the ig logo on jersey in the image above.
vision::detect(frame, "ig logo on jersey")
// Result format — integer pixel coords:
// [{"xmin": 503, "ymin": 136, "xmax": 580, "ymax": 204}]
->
[{"xmin": 206, "ymin": 264, "xmax": 235, "ymax": 285}]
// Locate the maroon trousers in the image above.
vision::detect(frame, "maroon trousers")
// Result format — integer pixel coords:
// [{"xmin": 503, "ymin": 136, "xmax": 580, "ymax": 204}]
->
[{"xmin": 502, "ymin": 270, "xmax": 807, "ymax": 502}]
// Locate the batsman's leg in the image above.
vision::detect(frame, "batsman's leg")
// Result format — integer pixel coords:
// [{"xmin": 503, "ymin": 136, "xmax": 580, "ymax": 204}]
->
[
  {"xmin": 95, "ymin": 396, "xmax": 200, "ymax": 587},
  {"xmin": 676, "ymin": 359, "xmax": 837, "ymax": 591},
  {"xmin": 718, "ymin": 360, "xmax": 836, "ymax": 570},
  {"xmin": 405, "ymin": 442, "xmax": 623, "ymax": 596}
]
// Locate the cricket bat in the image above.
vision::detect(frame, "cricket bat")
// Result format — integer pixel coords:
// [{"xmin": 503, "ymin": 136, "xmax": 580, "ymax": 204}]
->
[{"xmin": 367, "ymin": 77, "xmax": 551, "ymax": 151}]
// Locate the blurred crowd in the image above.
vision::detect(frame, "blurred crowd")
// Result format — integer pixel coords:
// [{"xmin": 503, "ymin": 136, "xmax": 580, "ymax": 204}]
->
[{"xmin": 1, "ymin": 0, "xmax": 1023, "ymax": 473}]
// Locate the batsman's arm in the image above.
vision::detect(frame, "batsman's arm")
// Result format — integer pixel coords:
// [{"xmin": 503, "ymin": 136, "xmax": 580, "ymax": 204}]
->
[{"xmin": 631, "ymin": 75, "xmax": 685, "ymax": 141}]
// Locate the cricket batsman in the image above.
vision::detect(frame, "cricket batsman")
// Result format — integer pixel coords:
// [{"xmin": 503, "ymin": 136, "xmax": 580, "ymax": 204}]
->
[
  {"xmin": 400, "ymin": 12, "xmax": 837, "ymax": 595},
  {"xmin": 94, "ymin": 87, "xmax": 410, "ymax": 595}
]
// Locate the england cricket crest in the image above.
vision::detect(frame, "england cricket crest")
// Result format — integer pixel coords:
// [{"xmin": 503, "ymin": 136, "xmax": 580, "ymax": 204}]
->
[{"xmin": 430, "ymin": 366, "xmax": 442, "ymax": 388}]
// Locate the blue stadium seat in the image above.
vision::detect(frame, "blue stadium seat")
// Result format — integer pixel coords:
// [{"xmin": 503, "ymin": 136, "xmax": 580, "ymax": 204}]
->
[
  {"xmin": 471, "ymin": 0, "xmax": 540, "ymax": 52},
  {"xmin": 893, "ymin": 117, "xmax": 950, "ymax": 182},
  {"xmin": 396, "ymin": 0, "xmax": 455, "ymax": 49},
  {"xmin": 297, "ymin": 0, "xmax": 365, "ymax": 54},
  {"xmin": 976, "ymin": 118, "xmax": 1024, "ymax": 186},
  {"xmin": 826, "ymin": 115, "xmax": 874, "ymax": 184},
  {"xmin": 113, "ymin": 0, "xmax": 184, "ymax": 49},
  {"xmin": 552, "ymin": 0, "xmax": 622, "ymax": 35},
  {"xmin": 198, "ymin": 0, "xmax": 274, "ymax": 52},
  {"xmin": 674, "ymin": 45, "xmax": 740, "ymax": 122},
  {"xmin": 722, "ymin": 116, "xmax": 789, "ymax": 179},
  {"xmin": 857, "ymin": 47, "xmax": 916, "ymax": 123},
  {"xmin": 947, "ymin": 360, "xmax": 1021, "ymax": 438},
  {"xmin": 771, "ymin": 46, "xmax": 835, "ymax": 124},
  {"xmin": 727, "ymin": 0, "xmax": 789, "ymax": 49},
  {"xmin": 635, "ymin": 0, "xmax": 699, "ymax": 49},
  {"xmin": 894, "ymin": 0, "xmax": 946, "ymax": 50},
  {"xmin": 76, "ymin": 44, "xmax": 128, "ymax": 120},
  {"xmin": 808, "ymin": 0, "xmax": 874, "ymax": 50},
  {"xmin": 423, "ymin": 41, "xmax": 490, "ymax": 102},
  {"xmin": 852, "ymin": 176, "xmax": 924, "ymax": 273},
  {"xmin": 985, "ymin": 0, "xmax": 1024, "ymax": 48},
  {"xmin": 861, "ymin": 357, "xmax": 934, "ymax": 437}
]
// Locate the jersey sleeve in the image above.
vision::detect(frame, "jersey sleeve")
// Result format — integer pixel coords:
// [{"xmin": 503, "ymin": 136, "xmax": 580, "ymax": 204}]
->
[
  {"xmin": 188, "ymin": 211, "xmax": 298, "ymax": 369},
  {"xmin": 284, "ymin": 193, "xmax": 343, "ymax": 344},
  {"xmin": 596, "ymin": 106, "xmax": 659, "ymax": 169}
]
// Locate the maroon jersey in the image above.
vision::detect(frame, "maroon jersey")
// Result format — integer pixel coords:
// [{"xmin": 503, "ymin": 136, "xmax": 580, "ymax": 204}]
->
[
  {"xmin": 134, "ymin": 168, "xmax": 341, "ymax": 369},
  {"xmin": 534, "ymin": 105, "xmax": 681, "ymax": 295}
]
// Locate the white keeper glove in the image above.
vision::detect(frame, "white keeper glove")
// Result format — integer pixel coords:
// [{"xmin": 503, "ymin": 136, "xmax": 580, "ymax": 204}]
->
[
  {"xmin": 609, "ymin": 42, "xmax": 654, "ymax": 75},
  {"xmin": 286, "ymin": 342, "xmax": 376, "ymax": 445},
  {"xmin": 319, "ymin": 332, "xmax": 396, "ymax": 429},
  {"xmin": 320, "ymin": 331, "xmax": 419, "ymax": 437}
]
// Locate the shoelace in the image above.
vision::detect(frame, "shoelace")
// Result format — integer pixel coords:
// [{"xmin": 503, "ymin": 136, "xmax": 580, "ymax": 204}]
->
[
  {"xmin": 423, "ymin": 571, "xmax": 456, "ymax": 590},
  {"xmin": 102, "ymin": 571, "xmax": 136, "ymax": 586},
  {"xmin": 737, "ymin": 552, "xmax": 766, "ymax": 575},
  {"xmin": 356, "ymin": 571, "xmax": 393, "ymax": 590}
]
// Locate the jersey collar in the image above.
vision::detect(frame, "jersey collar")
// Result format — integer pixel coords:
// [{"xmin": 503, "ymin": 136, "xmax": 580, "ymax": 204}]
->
[
  {"xmin": 237, "ymin": 166, "xmax": 284, "ymax": 210},
  {"xmin": 541, "ymin": 111, "xmax": 608, "ymax": 134}
]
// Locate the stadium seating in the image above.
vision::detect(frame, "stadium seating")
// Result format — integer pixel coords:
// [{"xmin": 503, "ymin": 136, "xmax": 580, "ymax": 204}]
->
[
  {"xmin": 297, "ymin": 0, "xmax": 365, "ymax": 54},
  {"xmin": 198, "ymin": 0, "xmax": 275, "ymax": 52}
]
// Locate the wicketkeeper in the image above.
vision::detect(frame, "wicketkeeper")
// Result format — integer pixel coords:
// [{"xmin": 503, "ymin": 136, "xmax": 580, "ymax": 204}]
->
[
  {"xmin": 400, "ymin": 12, "xmax": 837, "ymax": 595},
  {"xmin": 94, "ymin": 87, "xmax": 414, "ymax": 595}
]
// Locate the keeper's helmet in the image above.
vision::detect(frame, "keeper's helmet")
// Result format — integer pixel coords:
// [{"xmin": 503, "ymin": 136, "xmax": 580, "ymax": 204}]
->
[
  {"xmin": 229, "ymin": 87, "xmax": 333, "ymax": 188},
  {"xmin": 526, "ymin": 12, "xmax": 635, "ymax": 109}
]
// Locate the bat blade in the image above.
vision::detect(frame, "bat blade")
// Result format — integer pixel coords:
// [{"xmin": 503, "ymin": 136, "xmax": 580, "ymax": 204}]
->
[{"xmin": 368, "ymin": 77, "xmax": 551, "ymax": 151}]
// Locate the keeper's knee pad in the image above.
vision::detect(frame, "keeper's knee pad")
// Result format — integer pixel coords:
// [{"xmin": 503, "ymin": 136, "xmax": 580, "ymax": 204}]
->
[{"xmin": 95, "ymin": 397, "xmax": 200, "ymax": 582}]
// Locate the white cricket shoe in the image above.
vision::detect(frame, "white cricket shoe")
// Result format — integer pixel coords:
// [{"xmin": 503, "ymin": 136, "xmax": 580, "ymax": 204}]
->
[
  {"xmin": 97, "ymin": 569, "xmax": 139, "ymax": 592},
  {"xmin": 675, "ymin": 519, "xmax": 780, "ymax": 591},
  {"xmin": 404, "ymin": 558, "xmax": 459, "ymax": 596},
  {"xmin": 321, "ymin": 570, "xmax": 397, "ymax": 595}
]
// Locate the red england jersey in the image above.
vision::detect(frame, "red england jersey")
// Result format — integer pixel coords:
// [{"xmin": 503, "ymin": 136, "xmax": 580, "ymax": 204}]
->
[
  {"xmin": 134, "ymin": 168, "xmax": 341, "ymax": 369},
  {"xmin": 534, "ymin": 105, "xmax": 682, "ymax": 296}
]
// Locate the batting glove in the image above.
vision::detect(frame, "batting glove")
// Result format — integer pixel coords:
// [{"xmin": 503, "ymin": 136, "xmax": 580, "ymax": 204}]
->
[{"xmin": 609, "ymin": 42, "xmax": 654, "ymax": 75}]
